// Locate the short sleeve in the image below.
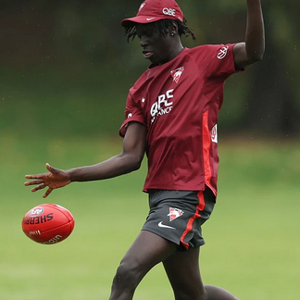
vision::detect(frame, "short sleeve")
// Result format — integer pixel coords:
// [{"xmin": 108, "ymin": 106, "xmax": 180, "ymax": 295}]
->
[
  {"xmin": 191, "ymin": 44, "xmax": 240, "ymax": 79},
  {"xmin": 119, "ymin": 93, "xmax": 146, "ymax": 137},
  {"xmin": 204, "ymin": 44, "xmax": 240, "ymax": 78}
]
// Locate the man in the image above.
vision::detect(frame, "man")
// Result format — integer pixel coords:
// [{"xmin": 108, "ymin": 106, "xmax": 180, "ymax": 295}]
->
[{"xmin": 24, "ymin": 0, "xmax": 265, "ymax": 299}]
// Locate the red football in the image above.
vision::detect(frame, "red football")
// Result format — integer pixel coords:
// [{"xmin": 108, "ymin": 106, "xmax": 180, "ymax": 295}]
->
[{"xmin": 22, "ymin": 204, "xmax": 75, "ymax": 245}]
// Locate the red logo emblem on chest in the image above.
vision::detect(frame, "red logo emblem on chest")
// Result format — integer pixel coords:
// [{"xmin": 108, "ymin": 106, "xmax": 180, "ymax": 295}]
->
[
  {"xmin": 168, "ymin": 207, "xmax": 184, "ymax": 221},
  {"xmin": 170, "ymin": 67, "xmax": 184, "ymax": 84}
]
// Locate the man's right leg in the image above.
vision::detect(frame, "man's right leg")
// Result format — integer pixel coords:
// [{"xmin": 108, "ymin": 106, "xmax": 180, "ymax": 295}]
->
[
  {"xmin": 163, "ymin": 247, "xmax": 239, "ymax": 300},
  {"xmin": 204, "ymin": 285, "xmax": 240, "ymax": 300},
  {"xmin": 108, "ymin": 230, "xmax": 178, "ymax": 300}
]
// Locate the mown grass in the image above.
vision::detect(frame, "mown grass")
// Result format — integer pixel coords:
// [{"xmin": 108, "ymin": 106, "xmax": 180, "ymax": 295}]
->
[{"xmin": 0, "ymin": 134, "xmax": 299, "ymax": 300}]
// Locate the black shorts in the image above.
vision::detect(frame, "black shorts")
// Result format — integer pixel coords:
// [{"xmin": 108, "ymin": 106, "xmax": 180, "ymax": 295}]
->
[{"xmin": 142, "ymin": 188, "xmax": 215, "ymax": 250}]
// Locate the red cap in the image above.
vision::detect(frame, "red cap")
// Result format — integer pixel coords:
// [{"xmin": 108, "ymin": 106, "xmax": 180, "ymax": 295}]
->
[{"xmin": 121, "ymin": 0, "xmax": 184, "ymax": 27}]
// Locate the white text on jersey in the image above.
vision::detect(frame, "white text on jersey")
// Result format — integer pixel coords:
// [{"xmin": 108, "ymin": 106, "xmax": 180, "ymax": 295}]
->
[{"xmin": 150, "ymin": 89, "xmax": 174, "ymax": 124}]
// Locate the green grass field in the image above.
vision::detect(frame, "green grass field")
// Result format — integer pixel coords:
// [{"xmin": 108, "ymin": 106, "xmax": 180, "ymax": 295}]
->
[{"xmin": 1, "ymin": 134, "xmax": 299, "ymax": 300}]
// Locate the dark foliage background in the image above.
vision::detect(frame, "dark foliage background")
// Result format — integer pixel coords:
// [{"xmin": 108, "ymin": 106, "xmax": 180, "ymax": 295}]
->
[{"xmin": 1, "ymin": 0, "xmax": 299, "ymax": 139}]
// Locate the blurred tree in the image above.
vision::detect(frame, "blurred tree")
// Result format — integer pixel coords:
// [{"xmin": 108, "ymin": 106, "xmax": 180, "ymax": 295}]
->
[
  {"xmin": 245, "ymin": 1, "xmax": 300, "ymax": 135},
  {"xmin": 182, "ymin": 0, "xmax": 300, "ymax": 136},
  {"xmin": 245, "ymin": 10, "xmax": 299, "ymax": 135},
  {"xmin": 1, "ymin": 0, "xmax": 299, "ymax": 137}
]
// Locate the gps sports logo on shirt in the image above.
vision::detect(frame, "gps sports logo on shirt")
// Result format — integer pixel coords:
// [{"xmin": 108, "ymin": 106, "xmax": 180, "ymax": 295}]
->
[
  {"xmin": 217, "ymin": 46, "xmax": 229, "ymax": 59},
  {"xmin": 150, "ymin": 89, "xmax": 174, "ymax": 124}
]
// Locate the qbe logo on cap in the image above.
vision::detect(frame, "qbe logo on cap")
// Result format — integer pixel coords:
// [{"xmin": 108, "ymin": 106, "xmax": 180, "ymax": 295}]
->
[{"xmin": 163, "ymin": 7, "xmax": 176, "ymax": 17}]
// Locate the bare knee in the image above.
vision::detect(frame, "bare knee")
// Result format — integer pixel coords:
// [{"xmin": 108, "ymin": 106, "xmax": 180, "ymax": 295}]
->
[
  {"xmin": 112, "ymin": 261, "xmax": 139, "ymax": 291},
  {"xmin": 172, "ymin": 285, "xmax": 207, "ymax": 300},
  {"xmin": 203, "ymin": 285, "xmax": 239, "ymax": 300},
  {"xmin": 110, "ymin": 257, "xmax": 148, "ymax": 298},
  {"xmin": 173, "ymin": 285, "xmax": 239, "ymax": 300}
]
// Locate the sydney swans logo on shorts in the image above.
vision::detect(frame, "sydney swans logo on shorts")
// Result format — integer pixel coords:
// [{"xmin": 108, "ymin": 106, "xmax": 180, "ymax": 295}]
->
[
  {"xmin": 168, "ymin": 207, "xmax": 184, "ymax": 221},
  {"xmin": 217, "ymin": 46, "xmax": 229, "ymax": 59}
]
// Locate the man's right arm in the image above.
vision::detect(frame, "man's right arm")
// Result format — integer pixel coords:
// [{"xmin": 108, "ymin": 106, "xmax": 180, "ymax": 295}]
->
[
  {"xmin": 69, "ymin": 122, "xmax": 147, "ymax": 181},
  {"xmin": 25, "ymin": 122, "xmax": 147, "ymax": 198}
]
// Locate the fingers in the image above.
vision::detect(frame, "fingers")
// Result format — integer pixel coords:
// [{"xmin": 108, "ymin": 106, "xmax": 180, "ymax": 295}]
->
[
  {"xmin": 25, "ymin": 164, "xmax": 56, "ymax": 198},
  {"xmin": 25, "ymin": 174, "xmax": 44, "ymax": 180},
  {"xmin": 24, "ymin": 179, "xmax": 53, "ymax": 197},
  {"xmin": 25, "ymin": 164, "xmax": 54, "ymax": 180},
  {"xmin": 46, "ymin": 163, "xmax": 52, "ymax": 172},
  {"xmin": 30, "ymin": 183, "xmax": 46, "ymax": 192},
  {"xmin": 24, "ymin": 179, "xmax": 47, "ymax": 193},
  {"xmin": 46, "ymin": 163, "xmax": 58, "ymax": 174},
  {"xmin": 24, "ymin": 179, "xmax": 44, "ymax": 186},
  {"xmin": 43, "ymin": 187, "xmax": 53, "ymax": 198}
]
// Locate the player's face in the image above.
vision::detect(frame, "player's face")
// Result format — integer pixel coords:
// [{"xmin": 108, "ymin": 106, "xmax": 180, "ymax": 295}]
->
[{"xmin": 136, "ymin": 23, "xmax": 175, "ymax": 65}]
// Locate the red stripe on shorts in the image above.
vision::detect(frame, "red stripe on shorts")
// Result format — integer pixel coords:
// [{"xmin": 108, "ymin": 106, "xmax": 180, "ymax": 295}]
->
[{"xmin": 180, "ymin": 191, "xmax": 206, "ymax": 249}]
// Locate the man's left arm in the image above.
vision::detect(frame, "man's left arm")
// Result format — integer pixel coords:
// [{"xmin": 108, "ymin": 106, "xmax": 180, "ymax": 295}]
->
[{"xmin": 233, "ymin": 0, "xmax": 265, "ymax": 69}]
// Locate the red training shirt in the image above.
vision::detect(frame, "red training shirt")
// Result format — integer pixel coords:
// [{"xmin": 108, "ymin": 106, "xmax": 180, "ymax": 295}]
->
[{"xmin": 120, "ymin": 44, "xmax": 239, "ymax": 195}]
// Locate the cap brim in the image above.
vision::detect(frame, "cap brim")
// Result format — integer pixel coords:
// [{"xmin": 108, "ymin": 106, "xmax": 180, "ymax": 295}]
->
[{"xmin": 121, "ymin": 16, "xmax": 165, "ymax": 27}]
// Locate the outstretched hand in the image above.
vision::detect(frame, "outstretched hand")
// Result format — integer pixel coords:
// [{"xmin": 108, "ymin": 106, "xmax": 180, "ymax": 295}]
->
[{"xmin": 24, "ymin": 163, "xmax": 71, "ymax": 198}]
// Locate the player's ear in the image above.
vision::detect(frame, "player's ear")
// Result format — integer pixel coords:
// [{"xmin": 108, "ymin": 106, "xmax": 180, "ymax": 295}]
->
[{"xmin": 169, "ymin": 22, "xmax": 179, "ymax": 37}]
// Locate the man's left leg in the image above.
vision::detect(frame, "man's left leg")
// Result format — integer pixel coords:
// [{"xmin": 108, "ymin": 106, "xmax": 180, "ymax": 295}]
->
[{"xmin": 163, "ymin": 247, "xmax": 239, "ymax": 300}]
